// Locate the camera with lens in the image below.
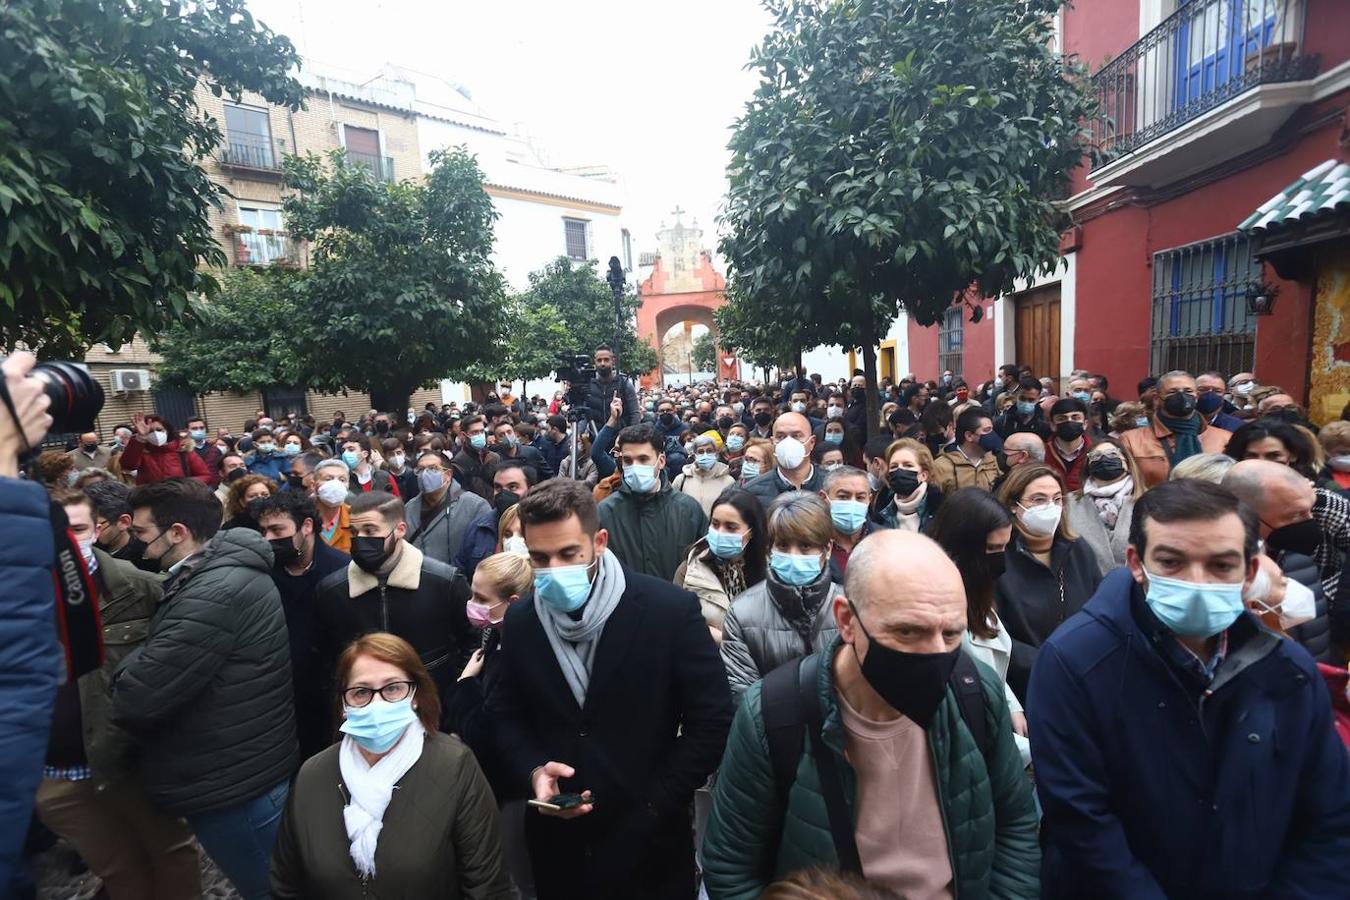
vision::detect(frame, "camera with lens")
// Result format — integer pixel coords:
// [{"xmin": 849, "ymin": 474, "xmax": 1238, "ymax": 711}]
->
[
  {"xmin": 555, "ymin": 351, "xmax": 597, "ymax": 418},
  {"xmin": 0, "ymin": 358, "xmax": 106, "ymax": 438}
]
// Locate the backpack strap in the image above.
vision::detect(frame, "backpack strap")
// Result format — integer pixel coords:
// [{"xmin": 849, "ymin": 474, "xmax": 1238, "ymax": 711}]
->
[
  {"xmin": 800, "ymin": 653, "xmax": 863, "ymax": 875},
  {"xmin": 949, "ymin": 652, "xmax": 991, "ymax": 759},
  {"xmin": 761, "ymin": 656, "xmax": 807, "ymax": 798}
]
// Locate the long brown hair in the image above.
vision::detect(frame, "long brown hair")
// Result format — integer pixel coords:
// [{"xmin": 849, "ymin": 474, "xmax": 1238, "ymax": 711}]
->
[
  {"xmin": 997, "ymin": 463, "xmax": 1077, "ymax": 541},
  {"xmin": 334, "ymin": 632, "xmax": 441, "ymax": 735}
]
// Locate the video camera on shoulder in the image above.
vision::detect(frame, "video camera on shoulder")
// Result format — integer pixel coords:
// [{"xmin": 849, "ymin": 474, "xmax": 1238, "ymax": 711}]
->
[{"xmin": 555, "ymin": 351, "xmax": 596, "ymax": 420}]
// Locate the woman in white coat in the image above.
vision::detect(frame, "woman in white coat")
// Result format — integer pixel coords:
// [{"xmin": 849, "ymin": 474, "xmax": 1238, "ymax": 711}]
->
[
  {"xmin": 672, "ymin": 432, "xmax": 736, "ymax": 516},
  {"xmin": 1066, "ymin": 437, "xmax": 1143, "ymax": 576},
  {"xmin": 929, "ymin": 487, "xmax": 1031, "ymax": 766}
]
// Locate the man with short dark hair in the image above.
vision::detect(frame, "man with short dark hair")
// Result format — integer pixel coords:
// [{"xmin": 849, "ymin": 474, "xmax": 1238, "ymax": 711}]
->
[
  {"xmin": 186, "ymin": 416, "xmax": 222, "ymax": 486},
  {"xmin": 1045, "ymin": 397, "xmax": 1092, "ymax": 491},
  {"xmin": 994, "ymin": 377, "xmax": 1051, "ymax": 441},
  {"xmin": 1120, "ymin": 370, "xmax": 1232, "ymax": 488},
  {"xmin": 491, "ymin": 478, "xmax": 732, "ymax": 899},
  {"xmin": 315, "ymin": 492, "xmax": 477, "ymax": 709},
  {"xmin": 86, "ymin": 479, "xmax": 157, "ymax": 572},
  {"xmin": 256, "ymin": 491, "xmax": 350, "ymax": 761},
  {"xmin": 1029, "ymin": 479, "xmax": 1350, "ymax": 897},
  {"xmin": 491, "ymin": 419, "xmax": 552, "ymax": 480},
  {"xmin": 452, "ymin": 413, "xmax": 499, "ymax": 500},
  {"xmin": 405, "ymin": 448, "xmax": 489, "ymax": 569},
  {"xmin": 455, "ymin": 459, "xmax": 537, "ymax": 582},
  {"xmin": 339, "ymin": 433, "xmax": 400, "ymax": 496},
  {"xmin": 931, "ymin": 408, "xmax": 1002, "ymax": 493},
  {"xmin": 599, "ymin": 424, "xmax": 708, "ymax": 579},
  {"xmin": 541, "ymin": 414, "xmax": 572, "ymax": 478},
  {"xmin": 748, "ymin": 396, "xmax": 776, "ymax": 439},
  {"xmin": 112, "ymin": 478, "xmax": 296, "ymax": 900}
]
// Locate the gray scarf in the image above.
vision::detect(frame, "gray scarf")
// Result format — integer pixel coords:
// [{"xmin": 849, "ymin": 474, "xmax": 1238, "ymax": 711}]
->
[{"xmin": 537, "ymin": 548, "xmax": 626, "ymax": 708}]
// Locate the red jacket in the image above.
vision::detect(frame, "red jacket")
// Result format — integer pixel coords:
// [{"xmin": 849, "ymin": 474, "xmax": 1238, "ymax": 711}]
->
[
  {"xmin": 1046, "ymin": 434, "xmax": 1091, "ymax": 492},
  {"xmin": 118, "ymin": 438, "xmax": 213, "ymax": 485},
  {"xmin": 1317, "ymin": 663, "xmax": 1350, "ymax": 750}
]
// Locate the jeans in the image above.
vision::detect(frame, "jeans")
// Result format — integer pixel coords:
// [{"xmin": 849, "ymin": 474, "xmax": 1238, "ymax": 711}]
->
[{"xmin": 186, "ymin": 780, "xmax": 289, "ymax": 900}]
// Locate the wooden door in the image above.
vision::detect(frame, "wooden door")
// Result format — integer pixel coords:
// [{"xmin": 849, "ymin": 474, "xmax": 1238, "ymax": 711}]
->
[{"xmin": 1014, "ymin": 284, "xmax": 1061, "ymax": 390}]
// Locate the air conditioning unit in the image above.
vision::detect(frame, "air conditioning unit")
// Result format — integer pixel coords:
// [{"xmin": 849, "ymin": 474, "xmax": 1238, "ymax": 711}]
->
[{"xmin": 110, "ymin": 369, "xmax": 152, "ymax": 392}]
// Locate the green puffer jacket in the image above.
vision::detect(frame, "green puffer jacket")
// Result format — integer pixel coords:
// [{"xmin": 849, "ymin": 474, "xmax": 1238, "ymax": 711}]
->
[
  {"xmin": 702, "ymin": 636, "xmax": 1040, "ymax": 899},
  {"xmin": 597, "ymin": 475, "xmax": 709, "ymax": 581}
]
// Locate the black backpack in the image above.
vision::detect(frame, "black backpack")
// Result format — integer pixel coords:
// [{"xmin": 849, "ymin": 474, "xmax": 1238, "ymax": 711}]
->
[{"xmin": 759, "ymin": 651, "xmax": 991, "ymax": 874}]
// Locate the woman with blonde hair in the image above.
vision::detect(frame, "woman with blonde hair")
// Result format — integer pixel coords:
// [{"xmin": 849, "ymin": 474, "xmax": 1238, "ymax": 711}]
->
[
  {"xmin": 871, "ymin": 437, "xmax": 943, "ymax": 531},
  {"xmin": 494, "ymin": 504, "xmax": 526, "ymax": 555},
  {"xmin": 222, "ymin": 473, "xmax": 276, "ymax": 530},
  {"xmin": 1066, "ymin": 436, "xmax": 1145, "ymax": 575},
  {"xmin": 271, "ymin": 632, "xmax": 510, "ymax": 898},
  {"xmin": 995, "ymin": 464, "xmax": 1102, "ymax": 702},
  {"xmin": 737, "ymin": 437, "xmax": 774, "ymax": 484}
]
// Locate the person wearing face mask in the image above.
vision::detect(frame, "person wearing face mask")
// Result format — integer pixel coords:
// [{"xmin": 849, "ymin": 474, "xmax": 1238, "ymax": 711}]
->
[
  {"xmin": 842, "ymin": 374, "xmax": 871, "ymax": 445},
  {"xmin": 66, "ymin": 429, "xmax": 112, "ymax": 472},
  {"xmin": 256, "ymin": 492, "xmax": 351, "ymax": 762},
  {"xmin": 582, "ymin": 343, "xmax": 640, "ymax": 428},
  {"xmin": 1066, "ymin": 438, "xmax": 1144, "ymax": 575},
  {"xmin": 672, "ymin": 432, "xmax": 736, "ymax": 517},
  {"xmin": 1029, "ymin": 479, "xmax": 1350, "ymax": 898},
  {"xmin": 931, "ymin": 408, "xmax": 1003, "ymax": 494},
  {"xmin": 380, "ymin": 437, "xmax": 418, "ymax": 500},
  {"xmin": 37, "ymin": 491, "xmax": 202, "ymax": 900},
  {"xmin": 184, "ymin": 416, "xmax": 223, "ymax": 487},
  {"xmin": 872, "ymin": 438, "xmax": 944, "ymax": 532},
  {"xmin": 675, "ymin": 488, "xmax": 769, "ymax": 644},
  {"xmin": 272, "ymin": 632, "xmax": 511, "ymax": 898},
  {"xmin": 1317, "ymin": 420, "xmax": 1350, "ymax": 493},
  {"xmin": 821, "ymin": 466, "xmax": 886, "ymax": 586},
  {"xmin": 704, "ymin": 530, "xmax": 1040, "ymax": 898},
  {"xmin": 314, "ymin": 492, "xmax": 478, "ymax": 728},
  {"xmin": 112, "ymin": 478, "xmax": 296, "ymax": 900},
  {"xmin": 403, "ymin": 448, "xmax": 491, "ymax": 573},
  {"xmin": 1043, "ymin": 397, "xmax": 1093, "ymax": 491},
  {"xmin": 312, "ymin": 459, "xmax": 355, "ymax": 554},
  {"xmin": 720, "ymin": 492, "xmax": 844, "ymax": 704},
  {"xmin": 1195, "ymin": 371, "xmax": 1245, "ymax": 432},
  {"xmin": 597, "ymin": 425, "xmax": 708, "ymax": 580},
  {"xmin": 994, "ymin": 464, "xmax": 1102, "ymax": 702},
  {"xmin": 85, "ymin": 479, "xmax": 158, "ymax": 572},
  {"xmin": 454, "ymin": 460, "xmax": 535, "ymax": 584},
  {"xmin": 339, "ymin": 435, "xmax": 401, "ymax": 497},
  {"xmin": 492, "ymin": 479, "xmax": 732, "ymax": 900},
  {"xmin": 993, "ymin": 376, "xmax": 1052, "ymax": 441},
  {"xmin": 451, "ymin": 415, "xmax": 501, "ymax": 502},
  {"xmin": 1226, "ymin": 371, "xmax": 1260, "ymax": 413},
  {"xmin": 747, "ymin": 396, "xmax": 777, "ymax": 439},
  {"xmin": 241, "ymin": 426, "xmax": 290, "ymax": 483},
  {"xmin": 118, "ymin": 412, "xmax": 213, "ymax": 485},
  {"xmin": 744, "ymin": 412, "xmax": 826, "ymax": 510},
  {"xmin": 1120, "ymin": 370, "xmax": 1233, "ymax": 488}
]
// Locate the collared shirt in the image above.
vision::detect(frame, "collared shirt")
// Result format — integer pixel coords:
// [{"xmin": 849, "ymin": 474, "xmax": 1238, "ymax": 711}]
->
[
  {"xmin": 42, "ymin": 765, "xmax": 92, "ymax": 782},
  {"xmin": 1173, "ymin": 630, "xmax": 1229, "ymax": 685}
]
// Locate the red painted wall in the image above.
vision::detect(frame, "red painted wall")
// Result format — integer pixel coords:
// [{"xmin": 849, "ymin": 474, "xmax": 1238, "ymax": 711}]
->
[
  {"xmin": 907, "ymin": 315, "xmax": 939, "ymax": 381},
  {"xmin": 1304, "ymin": 0, "xmax": 1350, "ymax": 68},
  {"xmin": 963, "ymin": 298, "xmax": 997, "ymax": 386},
  {"xmin": 1074, "ymin": 204, "xmax": 1154, "ymax": 393},
  {"xmin": 1062, "ymin": 0, "xmax": 1143, "ymax": 196}
]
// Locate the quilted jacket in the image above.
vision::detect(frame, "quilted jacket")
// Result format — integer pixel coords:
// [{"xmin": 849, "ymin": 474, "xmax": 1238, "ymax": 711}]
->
[
  {"xmin": 112, "ymin": 528, "xmax": 296, "ymax": 814},
  {"xmin": 702, "ymin": 636, "xmax": 1041, "ymax": 899},
  {"xmin": 720, "ymin": 572, "xmax": 842, "ymax": 705}
]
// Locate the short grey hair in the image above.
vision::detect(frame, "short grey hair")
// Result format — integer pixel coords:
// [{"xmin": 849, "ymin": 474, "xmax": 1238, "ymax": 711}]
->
[
  {"xmin": 823, "ymin": 465, "xmax": 870, "ymax": 493},
  {"xmin": 1221, "ymin": 460, "xmax": 1305, "ymax": 511},
  {"xmin": 1168, "ymin": 452, "xmax": 1235, "ymax": 484},
  {"xmin": 314, "ymin": 458, "xmax": 350, "ymax": 480},
  {"xmin": 1004, "ymin": 435, "xmax": 1045, "ymax": 463},
  {"xmin": 1159, "ymin": 369, "xmax": 1195, "ymax": 385}
]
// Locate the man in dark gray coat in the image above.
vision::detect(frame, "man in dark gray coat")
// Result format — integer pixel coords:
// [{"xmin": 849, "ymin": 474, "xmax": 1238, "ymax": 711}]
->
[
  {"xmin": 405, "ymin": 451, "xmax": 489, "ymax": 567},
  {"xmin": 114, "ymin": 478, "xmax": 296, "ymax": 900}
]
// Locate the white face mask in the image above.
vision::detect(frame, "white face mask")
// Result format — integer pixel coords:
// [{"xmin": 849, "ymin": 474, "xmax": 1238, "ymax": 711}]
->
[
  {"xmin": 774, "ymin": 436, "xmax": 807, "ymax": 470},
  {"xmin": 390, "ymin": 453, "xmax": 406, "ymax": 470},
  {"xmin": 1018, "ymin": 501, "xmax": 1062, "ymax": 537},
  {"xmin": 77, "ymin": 538, "xmax": 97, "ymax": 572},
  {"xmin": 316, "ymin": 480, "xmax": 348, "ymax": 506},
  {"xmin": 148, "ymin": 430, "xmax": 168, "ymax": 447},
  {"xmin": 1233, "ymin": 381, "xmax": 1256, "ymax": 396},
  {"xmin": 503, "ymin": 535, "xmax": 528, "ymax": 555},
  {"xmin": 1246, "ymin": 567, "xmax": 1317, "ymax": 629},
  {"xmin": 355, "ymin": 469, "xmax": 372, "ymax": 485}
]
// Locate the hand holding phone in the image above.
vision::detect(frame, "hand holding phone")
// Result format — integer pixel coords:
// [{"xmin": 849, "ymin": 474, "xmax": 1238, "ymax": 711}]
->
[{"xmin": 530, "ymin": 761, "xmax": 593, "ymax": 819}]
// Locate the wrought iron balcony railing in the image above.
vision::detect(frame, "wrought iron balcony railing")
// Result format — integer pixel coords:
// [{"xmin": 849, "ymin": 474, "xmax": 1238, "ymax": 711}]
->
[
  {"xmin": 346, "ymin": 151, "xmax": 396, "ymax": 183},
  {"xmin": 218, "ymin": 131, "xmax": 285, "ymax": 173},
  {"xmin": 1091, "ymin": 0, "xmax": 1318, "ymax": 163}
]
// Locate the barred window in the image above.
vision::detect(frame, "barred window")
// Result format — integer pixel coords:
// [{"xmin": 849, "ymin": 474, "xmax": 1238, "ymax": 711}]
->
[
  {"xmin": 564, "ymin": 218, "xmax": 589, "ymax": 261},
  {"xmin": 938, "ymin": 306, "xmax": 963, "ymax": 377},
  {"xmin": 1150, "ymin": 232, "xmax": 1259, "ymax": 377}
]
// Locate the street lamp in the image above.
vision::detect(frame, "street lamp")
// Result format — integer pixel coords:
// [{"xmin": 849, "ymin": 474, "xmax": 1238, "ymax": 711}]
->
[{"xmin": 606, "ymin": 256, "xmax": 625, "ymax": 357}]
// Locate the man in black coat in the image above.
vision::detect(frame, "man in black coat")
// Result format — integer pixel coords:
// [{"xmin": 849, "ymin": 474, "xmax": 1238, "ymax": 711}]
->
[
  {"xmin": 491, "ymin": 479, "xmax": 733, "ymax": 900},
  {"xmin": 584, "ymin": 344, "xmax": 640, "ymax": 428},
  {"xmin": 256, "ymin": 491, "xmax": 351, "ymax": 762}
]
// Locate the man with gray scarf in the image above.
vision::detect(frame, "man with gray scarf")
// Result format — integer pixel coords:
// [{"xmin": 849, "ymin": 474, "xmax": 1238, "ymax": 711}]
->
[{"xmin": 490, "ymin": 478, "xmax": 733, "ymax": 900}]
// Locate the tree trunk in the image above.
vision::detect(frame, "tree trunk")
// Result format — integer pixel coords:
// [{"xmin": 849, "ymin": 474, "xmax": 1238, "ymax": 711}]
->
[{"xmin": 861, "ymin": 337, "xmax": 880, "ymax": 441}]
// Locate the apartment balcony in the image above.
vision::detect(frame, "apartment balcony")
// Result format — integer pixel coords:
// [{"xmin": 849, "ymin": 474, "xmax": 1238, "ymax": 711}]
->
[
  {"xmin": 223, "ymin": 226, "xmax": 303, "ymax": 268},
  {"xmin": 347, "ymin": 151, "xmax": 396, "ymax": 183},
  {"xmin": 1089, "ymin": 0, "xmax": 1319, "ymax": 189},
  {"xmin": 217, "ymin": 131, "xmax": 286, "ymax": 176}
]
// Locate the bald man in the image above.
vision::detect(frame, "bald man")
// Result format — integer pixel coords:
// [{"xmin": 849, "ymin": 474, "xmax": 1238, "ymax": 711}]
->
[
  {"xmin": 991, "ymin": 431, "xmax": 1046, "ymax": 495},
  {"xmin": 703, "ymin": 530, "xmax": 1040, "ymax": 899},
  {"xmin": 743, "ymin": 411, "xmax": 826, "ymax": 509}
]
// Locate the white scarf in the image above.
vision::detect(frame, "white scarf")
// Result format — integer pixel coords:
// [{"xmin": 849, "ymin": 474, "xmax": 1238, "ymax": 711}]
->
[
  {"xmin": 1082, "ymin": 476, "xmax": 1133, "ymax": 530},
  {"xmin": 338, "ymin": 720, "xmax": 426, "ymax": 878},
  {"xmin": 893, "ymin": 481, "xmax": 928, "ymax": 532}
]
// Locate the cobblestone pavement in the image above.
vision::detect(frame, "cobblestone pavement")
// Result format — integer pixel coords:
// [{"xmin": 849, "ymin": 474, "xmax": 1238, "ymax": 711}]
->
[{"xmin": 32, "ymin": 839, "xmax": 240, "ymax": 900}]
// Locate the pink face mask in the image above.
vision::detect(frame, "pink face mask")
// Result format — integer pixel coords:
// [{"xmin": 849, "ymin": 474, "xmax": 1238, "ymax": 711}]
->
[{"xmin": 466, "ymin": 600, "xmax": 499, "ymax": 630}]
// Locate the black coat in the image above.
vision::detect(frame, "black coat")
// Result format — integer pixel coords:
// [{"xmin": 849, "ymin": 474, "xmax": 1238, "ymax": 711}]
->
[
  {"xmin": 994, "ymin": 407, "xmax": 1051, "ymax": 441},
  {"xmin": 443, "ymin": 631, "xmax": 516, "ymax": 800},
  {"xmin": 489, "ymin": 567, "xmax": 733, "ymax": 900},
  {"xmin": 1277, "ymin": 550, "xmax": 1335, "ymax": 663},
  {"xmin": 995, "ymin": 533, "xmax": 1103, "ymax": 704},
  {"xmin": 585, "ymin": 373, "xmax": 640, "ymax": 428}
]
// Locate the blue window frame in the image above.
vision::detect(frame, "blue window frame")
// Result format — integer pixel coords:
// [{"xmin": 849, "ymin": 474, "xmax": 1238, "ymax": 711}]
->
[
  {"xmin": 1151, "ymin": 232, "xmax": 1259, "ymax": 375},
  {"xmin": 1173, "ymin": 0, "xmax": 1280, "ymax": 112}
]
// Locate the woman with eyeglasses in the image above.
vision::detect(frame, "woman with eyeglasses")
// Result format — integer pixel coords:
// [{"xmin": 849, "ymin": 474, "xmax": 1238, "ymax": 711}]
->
[
  {"xmin": 1066, "ymin": 437, "xmax": 1145, "ymax": 576},
  {"xmin": 994, "ymin": 464, "xmax": 1102, "ymax": 703},
  {"xmin": 271, "ymin": 632, "xmax": 511, "ymax": 898}
]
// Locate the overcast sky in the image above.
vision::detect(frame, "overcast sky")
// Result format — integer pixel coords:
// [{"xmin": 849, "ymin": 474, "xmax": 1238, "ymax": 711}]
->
[{"xmin": 245, "ymin": 0, "xmax": 775, "ymax": 263}]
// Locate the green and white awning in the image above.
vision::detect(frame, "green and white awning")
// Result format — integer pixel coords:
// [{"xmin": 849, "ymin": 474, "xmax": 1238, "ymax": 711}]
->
[{"xmin": 1239, "ymin": 159, "xmax": 1350, "ymax": 233}]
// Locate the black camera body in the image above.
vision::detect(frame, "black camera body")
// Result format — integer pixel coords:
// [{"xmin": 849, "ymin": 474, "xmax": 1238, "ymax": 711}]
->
[
  {"xmin": 0, "ymin": 357, "xmax": 105, "ymax": 436},
  {"xmin": 555, "ymin": 351, "xmax": 596, "ymax": 420}
]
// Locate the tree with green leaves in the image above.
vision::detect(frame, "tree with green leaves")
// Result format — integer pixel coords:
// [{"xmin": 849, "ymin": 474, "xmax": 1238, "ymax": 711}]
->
[
  {"xmin": 280, "ymin": 148, "xmax": 508, "ymax": 412},
  {"xmin": 152, "ymin": 268, "xmax": 302, "ymax": 394},
  {"xmin": 719, "ymin": 0, "xmax": 1097, "ymax": 434},
  {"xmin": 691, "ymin": 330, "xmax": 718, "ymax": 375},
  {"xmin": 462, "ymin": 294, "xmax": 570, "ymax": 391},
  {"xmin": 0, "ymin": 0, "xmax": 302, "ymax": 357},
  {"xmin": 520, "ymin": 257, "xmax": 659, "ymax": 378}
]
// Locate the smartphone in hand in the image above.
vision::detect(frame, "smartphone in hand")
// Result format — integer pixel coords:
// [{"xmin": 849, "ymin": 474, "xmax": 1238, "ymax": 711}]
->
[{"xmin": 528, "ymin": 792, "xmax": 594, "ymax": 812}]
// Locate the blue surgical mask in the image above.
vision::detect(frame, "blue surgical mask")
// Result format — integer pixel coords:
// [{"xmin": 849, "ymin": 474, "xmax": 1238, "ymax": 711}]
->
[
  {"xmin": 740, "ymin": 461, "xmax": 761, "ymax": 480},
  {"xmin": 418, "ymin": 468, "xmax": 445, "ymax": 493},
  {"xmin": 1135, "ymin": 416, "xmax": 1150, "ymax": 429},
  {"xmin": 341, "ymin": 450, "xmax": 361, "ymax": 468},
  {"xmin": 830, "ymin": 499, "xmax": 868, "ymax": 534},
  {"xmin": 695, "ymin": 453, "xmax": 717, "ymax": 471},
  {"xmin": 771, "ymin": 549, "xmax": 824, "ymax": 587},
  {"xmin": 824, "ymin": 431, "xmax": 844, "ymax": 445},
  {"xmin": 189, "ymin": 429, "xmax": 207, "ymax": 442},
  {"xmin": 340, "ymin": 696, "xmax": 418, "ymax": 753},
  {"xmin": 1142, "ymin": 568, "xmax": 1246, "ymax": 638},
  {"xmin": 256, "ymin": 442, "xmax": 275, "ymax": 455},
  {"xmin": 623, "ymin": 463, "xmax": 657, "ymax": 492},
  {"xmin": 1016, "ymin": 400, "xmax": 1036, "ymax": 416},
  {"xmin": 706, "ymin": 527, "xmax": 745, "ymax": 559},
  {"xmin": 534, "ymin": 559, "xmax": 596, "ymax": 613},
  {"xmin": 726, "ymin": 435, "xmax": 746, "ymax": 452},
  {"xmin": 1072, "ymin": 391, "xmax": 1092, "ymax": 404},
  {"xmin": 469, "ymin": 433, "xmax": 488, "ymax": 450},
  {"xmin": 283, "ymin": 443, "xmax": 300, "ymax": 456}
]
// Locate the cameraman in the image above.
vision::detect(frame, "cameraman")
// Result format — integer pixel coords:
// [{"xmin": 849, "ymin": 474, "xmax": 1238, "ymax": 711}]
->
[
  {"xmin": 585, "ymin": 344, "xmax": 640, "ymax": 429},
  {"xmin": 0, "ymin": 352, "xmax": 60, "ymax": 897}
]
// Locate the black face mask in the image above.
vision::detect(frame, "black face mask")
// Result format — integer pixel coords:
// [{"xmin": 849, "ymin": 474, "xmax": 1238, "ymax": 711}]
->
[
  {"xmin": 494, "ymin": 490, "xmax": 521, "ymax": 516},
  {"xmin": 269, "ymin": 536, "xmax": 301, "ymax": 568},
  {"xmin": 596, "ymin": 365, "xmax": 613, "ymax": 378},
  {"xmin": 717, "ymin": 416, "xmax": 734, "ymax": 431},
  {"xmin": 986, "ymin": 550, "xmax": 1007, "ymax": 579},
  {"xmin": 1054, "ymin": 421, "xmax": 1085, "ymax": 442},
  {"xmin": 81, "ymin": 442, "xmax": 99, "ymax": 453},
  {"xmin": 350, "ymin": 533, "xmax": 394, "ymax": 574},
  {"xmin": 753, "ymin": 411, "xmax": 773, "ymax": 428},
  {"xmin": 995, "ymin": 450, "xmax": 1011, "ymax": 474},
  {"xmin": 1195, "ymin": 392, "xmax": 1224, "ymax": 415},
  {"xmin": 849, "ymin": 600, "xmax": 960, "ymax": 728},
  {"xmin": 1265, "ymin": 518, "xmax": 1322, "ymax": 558},
  {"xmin": 286, "ymin": 473, "xmax": 306, "ymax": 490},
  {"xmin": 1162, "ymin": 392, "xmax": 1197, "ymax": 417},
  {"xmin": 375, "ymin": 422, "xmax": 390, "ymax": 434},
  {"xmin": 888, "ymin": 468, "xmax": 920, "ymax": 499},
  {"xmin": 658, "ymin": 412, "xmax": 676, "ymax": 428},
  {"xmin": 1267, "ymin": 407, "xmax": 1302, "ymax": 424},
  {"xmin": 1087, "ymin": 456, "xmax": 1125, "ymax": 481},
  {"xmin": 851, "ymin": 387, "xmax": 865, "ymax": 401},
  {"xmin": 225, "ymin": 467, "xmax": 247, "ymax": 483}
]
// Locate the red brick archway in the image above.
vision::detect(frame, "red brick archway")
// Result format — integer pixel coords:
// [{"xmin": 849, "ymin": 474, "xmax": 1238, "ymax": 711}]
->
[{"xmin": 635, "ymin": 216, "xmax": 729, "ymax": 386}]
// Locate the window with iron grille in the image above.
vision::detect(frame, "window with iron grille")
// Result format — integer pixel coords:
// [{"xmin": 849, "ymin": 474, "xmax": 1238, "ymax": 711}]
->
[
  {"xmin": 1150, "ymin": 232, "xmax": 1259, "ymax": 377},
  {"xmin": 938, "ymin": 306, "xmax": 964, "ymax": 377},
  {"xmin": 564, "ymin": 218, "xmax": 589, "ymax": 261},
  {"xmin": 222, "ymin": 104, "xmax": 276, "ymax": 169}
]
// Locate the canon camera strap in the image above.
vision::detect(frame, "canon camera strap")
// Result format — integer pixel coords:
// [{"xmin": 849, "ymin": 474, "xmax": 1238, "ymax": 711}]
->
[{"xmin": 49, "ymin": 499, "xmax": 104, "ymax": 681}]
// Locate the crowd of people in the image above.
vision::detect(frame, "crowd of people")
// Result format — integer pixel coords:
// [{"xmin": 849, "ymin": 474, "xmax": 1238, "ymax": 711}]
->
[{"xmin": 7, "ymin": 345, "xmax": 1350, "ymax": 900}]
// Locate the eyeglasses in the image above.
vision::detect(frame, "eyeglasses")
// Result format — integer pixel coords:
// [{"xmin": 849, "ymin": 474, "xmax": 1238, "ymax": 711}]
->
[{"xmin": 342, "ymin": 681, "xmax": 416, "ymax": 708}]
